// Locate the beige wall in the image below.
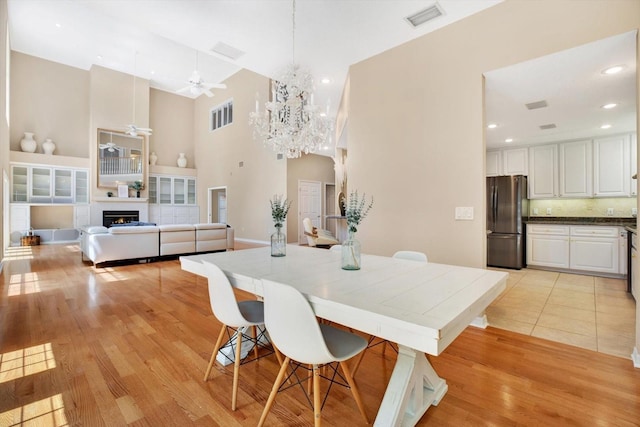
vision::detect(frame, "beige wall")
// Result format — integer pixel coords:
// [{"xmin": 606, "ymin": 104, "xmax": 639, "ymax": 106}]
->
[
  {"xmin": 193, "ymin": 68, "xmax": 286, "ymax": 242},
  {"xmin": 347, "ymin": 0, "xmax": 640, "ymax": 267},
  {"xmin": 30, "ymin": 206, "xmax": 73, "ymax": 229},
  {"xmin": 149, "ymin": 88, "xmax": 194, "ymax": 167},
  {"xmin": 0, "ymin": 0, "xmax": 8, "ymax": 261},
  {"xmin": 89, "ymin": 65, "xmax": 149, "ymax": 199},
  {"xmin": 10, "ymin": 52, "xmax": 89, "ymax": 158},
  {"xmin": 286, "ymin": 154, "xmax": 335, "ymax": 242}
]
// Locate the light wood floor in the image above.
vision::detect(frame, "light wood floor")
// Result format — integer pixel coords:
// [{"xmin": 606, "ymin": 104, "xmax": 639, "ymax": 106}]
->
[{"xmin": 1, "ymin": 244, "xmax": 639, "ymax": 426}]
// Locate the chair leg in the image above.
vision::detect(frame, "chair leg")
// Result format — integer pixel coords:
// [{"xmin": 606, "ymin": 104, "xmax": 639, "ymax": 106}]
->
[
  {"xmin": 340, "ymin": 361, "xmax": 369, "ymax": 424},
  {"xmin": 204, "ymin": 324, "xmax": 228, "ymax": 381},
  {"xmin": 313, "ymin": 365, "xmax": 322, "ymax": 427},
  {"xmin": 252, "ymin": 325, "xmax": 259, "ymax": 359},
  {"xmin": 307, "ymin": 364, "xmax": 313, "ymax": 396},
  {"xmin": 258, "ymin": 356, "xmax": 290, "ymax": 427},
  {"xmin": 231, "ymin": 328, "xmax": 243, "ymax": 411}
]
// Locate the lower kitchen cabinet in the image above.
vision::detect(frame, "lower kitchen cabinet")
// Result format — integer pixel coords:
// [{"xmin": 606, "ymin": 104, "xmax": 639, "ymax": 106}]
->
[
  {"xmin": 527, "ymin": 224, "xmax": 625, "ymax": 275},
  {"xmin": 526, "ymin": 225, "xmax": 570, "ymax": 268}
]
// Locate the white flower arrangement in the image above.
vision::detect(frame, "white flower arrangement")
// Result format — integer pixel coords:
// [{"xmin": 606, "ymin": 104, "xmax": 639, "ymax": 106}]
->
[{"xmin": 345, "ymin": 190, "xmax": 373, "ymax": 233}]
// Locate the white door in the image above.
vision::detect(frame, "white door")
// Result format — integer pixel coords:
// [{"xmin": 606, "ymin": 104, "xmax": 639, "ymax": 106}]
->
[
  {"xmin": 298, "ymin": 180, "xmax": 322, "ymax": 244},
  {"xmin": 218, "ymin": 193, "xmax": 227, "ymax": 223}
]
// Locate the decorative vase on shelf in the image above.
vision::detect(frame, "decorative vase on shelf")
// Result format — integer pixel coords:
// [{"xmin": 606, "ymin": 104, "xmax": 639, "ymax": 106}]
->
[
  {"xmin": 341, "ymin": 231, "xmax": 361, "ymax": 270},
  {"xmin": 42, "ymin": 138, "xmax": 55, "ymax": 155},
  {"xmin": 271, "ymin": 226, "xmax": 286, "ymax": 257},
  {"xmin": 149, "ymin": 151, "xmax": 158, "ymax": 165},
  {"xmin": 20, "ymin": 132, "xmax": 37, "ymax": 153},
  {"xmin": 177, "ymin": 153, "xmax": 187, "ymax": 168}
]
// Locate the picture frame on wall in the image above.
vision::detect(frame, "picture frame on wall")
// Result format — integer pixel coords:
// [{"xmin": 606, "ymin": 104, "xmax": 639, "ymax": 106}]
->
[{"xmin": 117, "ymin": 184, "xmax": 128, "ymax": 198}]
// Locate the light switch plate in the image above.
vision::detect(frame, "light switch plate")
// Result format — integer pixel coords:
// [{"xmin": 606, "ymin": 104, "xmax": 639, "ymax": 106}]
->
[
  {"xmin": 607, "ymin": 208, "xmax": 614, "ymax": 216},
  {"xmin": 455, "ymin": 207, "xmax": 474, "ymax": 220},
  {"xmin": 546, "ymin": 207, "xmax": 552, "ymax": 215}
]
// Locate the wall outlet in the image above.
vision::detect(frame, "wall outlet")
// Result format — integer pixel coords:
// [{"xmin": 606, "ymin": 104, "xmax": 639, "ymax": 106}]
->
[
  {"xmin": 606, "ymin": 208, "xmax": 614, "ymax": 216},
  {"xmin": 533, "ymin": 208, "xmax": 539, "ymax": 215},
  {"xmin": 546, "ymin": 207, "xmax": 552, "ymax": 215},
  {"xmin": 455, "ymin": 207, "xmax": 474, "ymax": 220},
  {"xmin": 633, "ymin": 208, "xmax": 638, "ymax": 216}
]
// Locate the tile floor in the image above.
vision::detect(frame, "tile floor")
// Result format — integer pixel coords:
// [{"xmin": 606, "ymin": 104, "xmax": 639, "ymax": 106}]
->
[{"xmin": 486, "ymin": 268, "xmax": 636, "ymax": 359}]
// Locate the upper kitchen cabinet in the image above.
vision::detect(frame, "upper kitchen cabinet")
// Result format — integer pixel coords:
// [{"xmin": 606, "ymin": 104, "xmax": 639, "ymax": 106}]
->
[
  {"xmin": 486, "ymin": 148, "xmax": 528, "ymax": 176},
  {"xmin": 559, "ymin": 140, "xmax": 592, "ymax": 198},
  {"xmin": 593, "ymin": 135, "xmax": 630, "ymax": 197},
  {"xmin": 528, "ymin": 144, "xmax": 558, "ymax": 199}
]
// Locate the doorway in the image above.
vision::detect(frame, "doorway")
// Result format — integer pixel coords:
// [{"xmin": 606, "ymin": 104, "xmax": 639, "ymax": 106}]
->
[
  {"xmin": 298, "ymin": 180, "xmax": 322, "ymax": 244},
  {"xmin": 324, "ymin": 183, "xmax": 336, "ymax": 235},
  {"xmin": 208, "ymin": 186, "xmax": 227, "ymax": 224}
]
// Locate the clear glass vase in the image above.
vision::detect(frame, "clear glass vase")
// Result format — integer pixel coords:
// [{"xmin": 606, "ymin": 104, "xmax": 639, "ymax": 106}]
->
[
  {"xmin": 341, "ymin": 231, "xmax": 361, "ymax": 270},
  {"xmin": 271, "ymin": 226, "xmax": 286, "ymax": 257}
]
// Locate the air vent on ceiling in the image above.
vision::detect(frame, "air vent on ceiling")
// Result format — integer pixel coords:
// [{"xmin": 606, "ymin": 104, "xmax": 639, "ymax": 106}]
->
[
  {"xmin": 525, "ymin": 100, "xmax": 548, "ymax": 110},
  {"xmin": 539, "ymin": 123, "xmax": 557, "ymax": 130},
  {"xmin": 210, "ymin": 42, "xmax": 245, "ymax": 61},
  {"xmin": 405, "ymin": 3, "xmax": 445, "ymax": 28}
]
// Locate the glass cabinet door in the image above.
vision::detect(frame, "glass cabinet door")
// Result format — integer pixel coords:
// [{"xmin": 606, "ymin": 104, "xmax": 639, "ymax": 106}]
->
[
  {"xmin": 173, "ymin": 178, "xmax": 185, "ymax": 204},
  {"xmin": 30, "ymin": 167, "xmax": 52, "ymax": 202},
  {"xmin": 159, "ymin": 177, "xmax": 172, "ymax": 204},
  {"xmin": 54, "ymin": 169, "xmax": 73, "ymax": 202},
  {"xmin": 148, "ymin": 176, "xmax": 158, "ymax": 204},
  {"xmin": 12, "ymin": 166, "xmax": 28, "ymax": 202},
  {"xmin": 187, "ymin": 179, "xmax": 196, "ymax": 205},
  {"xmin": 75, "ymin": 170, "xmax": 88, "ymax": 204}
]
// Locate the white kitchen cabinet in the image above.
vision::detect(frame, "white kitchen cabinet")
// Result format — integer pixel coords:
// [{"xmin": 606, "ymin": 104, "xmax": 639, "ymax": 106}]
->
[
  {"xmin": 559, "ymin": 140, "xmax": 592, "ymax": 198},
  {"xmin": 486, "ymin": 151, "xmax": 501, "ymax": 177},
  {"xmin": 593, "ymin": 135, "xmax": 630, "ymax": 197},
  {"xmin": 502, "ymin": 148, "xmax": 528, "ymax": 176},
  {"xmin": 11, "ymin": 166, "xmax": 28, "ymax": 202},
  {"xmin": 12, "ymin": 164, "xmax": 88, "ymax": 204},
  {"xmin": 619, "ymin": 229, "xmax": 628, "ymax": 276},
  {"xmin": 528, "ymin": 144, "xmax": 558, "ymax": 199},
  {"xmin": 569, "ymin": 226, "xmax": 619, "ymax": 274},
  {"xmin": 153, "ymin": 205, "xmax": 199, "ymax": 225},
  {"xmin": 149, "ymin": 174, "xmax": 197, "ymax": 206},
  {"xmin": 74, "ymin": 205, "xmax": 90, "ymax": 229},
  {"xmin": 526, "ymin": 224, "xmax": 570, "ymax": 268}
]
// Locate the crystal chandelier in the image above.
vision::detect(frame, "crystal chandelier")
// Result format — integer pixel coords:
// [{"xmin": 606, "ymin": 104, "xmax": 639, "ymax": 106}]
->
[{"xmin": 249, "ymin": 0, "xmax": 332, "ymax": 159}]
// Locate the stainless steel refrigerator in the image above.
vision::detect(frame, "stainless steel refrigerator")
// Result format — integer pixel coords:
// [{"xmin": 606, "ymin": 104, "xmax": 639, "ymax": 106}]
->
[{"xmin": 487, "ymin": 175, "xmax": 528, "ymax": 269}]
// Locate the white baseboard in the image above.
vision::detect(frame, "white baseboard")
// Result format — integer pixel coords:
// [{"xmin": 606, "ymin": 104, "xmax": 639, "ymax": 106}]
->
[
  {"xmin": 632, "ymin": 347, "xmax": 640, "ymax": 368},
  {"xmin": 470, "ymin": 314, "xmax": 489, "ymax": 329}
]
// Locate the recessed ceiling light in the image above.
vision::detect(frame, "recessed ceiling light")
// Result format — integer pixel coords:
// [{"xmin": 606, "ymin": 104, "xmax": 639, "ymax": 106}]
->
[
  {"xmin": 600, "ymin": 124, "xmax": 612, "ymax": 129},
  {"xmin": 601, "ymin": 103, "xmax": 617, "ymax": 109},
  {"xmin": 55, "ymin": 23, "xmax": 62, "ymax": 28},
  {"xmin": 96, "ymin": 55, "xmax": 103, "ymax": 60},
  {"xmin": 321, "ymin": 78, "xmax": 331, "ymax": 84},
  {"xmin": 602, "ymin": 65, "xmax": 625, "ymax": 75},
  {"xmin": 505, "ymin": 138, "xmax": 513, "ymax": 143},
  {"xmin": 150, "ymin": 70, "xmax": 155, "ymax": 75},
  {"xmin": 487, "ymin": 123, "xmax": 498, "ymax": 129},
  {"xmin": 320, "ymin": 112, "xmax": 327, "ymax": 117}
]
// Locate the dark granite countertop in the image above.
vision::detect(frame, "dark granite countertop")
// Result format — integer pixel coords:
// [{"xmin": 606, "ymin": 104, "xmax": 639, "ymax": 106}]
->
[{"xmin": 525, "ymin": 217, "xmax": 637, "ymax": 227}]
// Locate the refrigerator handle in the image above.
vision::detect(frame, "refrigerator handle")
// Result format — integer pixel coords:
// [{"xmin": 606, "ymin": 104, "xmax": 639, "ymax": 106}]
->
[{"xmin": 493, "ymin": 184, "xmax": 498, "ymax": 223}]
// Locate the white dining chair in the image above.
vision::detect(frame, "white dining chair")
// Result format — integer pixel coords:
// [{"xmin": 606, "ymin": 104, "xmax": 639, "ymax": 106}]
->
[
  {"xmin": 392, "ymin": 250, "xmax": 428, "ymax": 262},
  {"xmin": 258, "ymin": 279, "xmax": 369, "ymax": 427},
  {"xmin": 202, "ymin": 260, "xmax": 283, "ymax": 411},
  {"xmin": 329, "ymin": 244, "xmax": 342, "ymax": 252}
]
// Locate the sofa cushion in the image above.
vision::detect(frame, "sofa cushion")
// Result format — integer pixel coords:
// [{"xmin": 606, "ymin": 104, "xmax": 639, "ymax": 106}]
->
[
  {"xmin": 109, "ymin": 225, "xmax": 160, "ymax": 235},
  {"xmin": 84, "ymin": 226, "xmax": 109, "ymax": 234},
  {"xmin": 159, "ymin": 224, "xmax": 196, "ymax": 232},
  {"xmin": 195, "ymin": 223, "xmax": 227, "ymax": 230}
]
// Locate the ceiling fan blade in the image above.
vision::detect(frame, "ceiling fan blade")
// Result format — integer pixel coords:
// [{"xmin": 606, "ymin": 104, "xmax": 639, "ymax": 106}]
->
[
  {"xmin": 203, "ymin": 89, "xmax": 214, "ymax": 97},
  {"xmin": 211, "ymin": 83, "xmax": 227, "ymax": 89}
]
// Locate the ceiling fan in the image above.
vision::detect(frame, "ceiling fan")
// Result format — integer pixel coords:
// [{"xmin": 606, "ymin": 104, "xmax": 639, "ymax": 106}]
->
[
  {"xmin": 98, "ymin": 142, "xmax": 121, "ymax": 152},
  {"xmin": 125, "ymin": 124, "xmax": 152, "ymax": 137},
  {"xmin": 177, "ymin": 51, "xmax": 227, "ymax": 98}
]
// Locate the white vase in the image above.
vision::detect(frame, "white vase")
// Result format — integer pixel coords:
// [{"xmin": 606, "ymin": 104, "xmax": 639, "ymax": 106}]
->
[
  {"xmin": 149, "ymin": 151, "xmax": 158, "ymax": 165},
  {"xmin": 42, "ymin": 138, "xmax": 56, "ymax": 155},
  {"xmin": 177, "ymin": 153, "xmax": 187, "ymax": 168},
  {"xmin": 20, "ymin": 132, "xmax": 37, "ymax": 153}
]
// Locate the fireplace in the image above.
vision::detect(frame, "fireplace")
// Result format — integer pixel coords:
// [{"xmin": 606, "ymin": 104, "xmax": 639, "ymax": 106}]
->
[{"xmin": 103, "ymin": 210, "xmax": 139, "ymax": 227}]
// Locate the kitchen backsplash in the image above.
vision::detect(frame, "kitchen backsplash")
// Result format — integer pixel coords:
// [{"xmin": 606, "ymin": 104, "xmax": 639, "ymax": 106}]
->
[{"xmin": 529, "ymin": 198, "xmax": 637, "ymax": 218}]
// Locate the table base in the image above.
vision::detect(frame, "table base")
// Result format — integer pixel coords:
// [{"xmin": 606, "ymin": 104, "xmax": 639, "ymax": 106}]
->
[{"xmin": 374, "ymin": 345, "xmax": 447, "ymax": 426}]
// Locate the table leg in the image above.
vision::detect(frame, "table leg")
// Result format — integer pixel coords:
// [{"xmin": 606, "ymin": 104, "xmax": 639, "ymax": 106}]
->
[{"xmin": 374, "ymin": 345, "xmax": 448, "ymax": 427}]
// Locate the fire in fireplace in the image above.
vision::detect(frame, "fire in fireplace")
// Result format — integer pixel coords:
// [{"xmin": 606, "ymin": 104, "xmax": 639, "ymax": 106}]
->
[{"xmin": 103, "ymin": 210, "xmax": 140, "ymax": 227}]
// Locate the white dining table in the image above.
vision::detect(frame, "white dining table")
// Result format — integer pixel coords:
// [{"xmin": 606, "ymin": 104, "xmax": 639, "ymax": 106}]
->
[{"xmin": 180, "ymin": 245, "xmax": 507, "ymax": 426}]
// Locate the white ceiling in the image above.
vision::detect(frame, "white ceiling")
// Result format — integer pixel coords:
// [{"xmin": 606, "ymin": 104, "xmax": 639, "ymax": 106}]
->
[
  {"xmin": 485, "ymin": 31, "xmax": 637, "ymax": 150},
  {"xmin": 7, "ymin": 0, "xmax": 502, "ymax": 146}
]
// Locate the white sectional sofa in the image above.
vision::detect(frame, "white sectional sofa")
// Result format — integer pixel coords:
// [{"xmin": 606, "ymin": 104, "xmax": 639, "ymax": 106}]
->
[{"xmin": 81, "ymin": 223, "xmax": 234, "ymax": 266}]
